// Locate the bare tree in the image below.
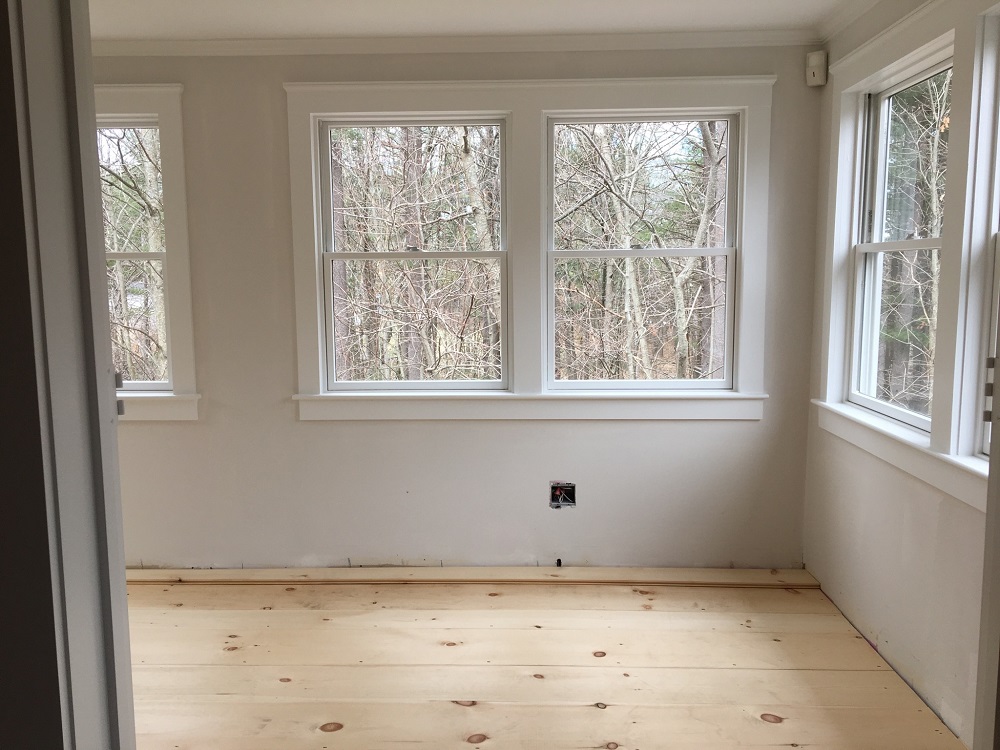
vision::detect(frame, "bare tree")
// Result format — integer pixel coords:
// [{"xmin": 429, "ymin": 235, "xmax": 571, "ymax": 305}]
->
[{"xmin": 98, "ymin": 127, "xmax": 169, "ymax": 383}]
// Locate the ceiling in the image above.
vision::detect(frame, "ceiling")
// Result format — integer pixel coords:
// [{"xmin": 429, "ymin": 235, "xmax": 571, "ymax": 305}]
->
[{"xmin": 89, "ymin": 0, "xmax": 874, "ymax": 44}]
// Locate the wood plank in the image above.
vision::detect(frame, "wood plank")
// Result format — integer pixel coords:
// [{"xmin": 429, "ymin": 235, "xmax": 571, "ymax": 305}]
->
[
  {"xmin": 126, "ymin": 566, "xmax": 818, "ymax": 588},
  {"xmin": 127, "ymin": 582, "xmax": 838, "ymax": 614},
  {"xmin": 130, "ymin": 664, "xmax": 928, "ymax": 709},
  {"xmin": 129, "ymin": 625, "xmax": 886, "ymax": 670},
  {"xmin": 131, "ymin": 700, "xmax": 964, "ymax": 749},
  {"xmin": 127, "ymin": 606, "xmax": 855, "ymax": 634},
  {"xmin": 126, "ymin": 574, "xmax": 962, "ymax": 749}
]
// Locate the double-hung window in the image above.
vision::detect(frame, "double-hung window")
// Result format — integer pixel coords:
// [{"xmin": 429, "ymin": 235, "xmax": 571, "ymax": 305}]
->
[
  {"xmin": 287, "ymin": 79, "xmax": 772, "ymax": 419},
  {"xmin": 852, "ymin": 65, "xmax": 952, "ymax": 429},
  {"xmin": 550, "ymin": 118, "xmax": 736, "ymax": 388},
  {"xmin": 96, "ymin": 85, "xmax": 198, "ymax": 420},
  {"xmin": 318, "ymin": 121, "xmax": 506, "ymax": 389}
]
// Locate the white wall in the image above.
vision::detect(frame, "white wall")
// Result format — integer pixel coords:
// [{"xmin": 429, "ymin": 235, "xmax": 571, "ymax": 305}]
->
[
  {"xmin": 93, "ymin": 46, "xmax": 821, "ymax": 570},
  {"xmin": 804, "ymin": 0, "xmax": 991, "ymax": 745},
  {"xmin": 804, "ymin": 422, "xmax": 985, "ymax": 743}
]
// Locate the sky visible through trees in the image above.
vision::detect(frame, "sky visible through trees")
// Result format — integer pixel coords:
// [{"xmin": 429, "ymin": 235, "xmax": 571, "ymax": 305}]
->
[{"xmin": 326, "ymin": 118, "xmax": 731, "ymax": 383}]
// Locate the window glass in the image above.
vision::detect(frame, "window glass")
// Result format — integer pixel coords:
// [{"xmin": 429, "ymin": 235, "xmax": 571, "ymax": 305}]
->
[
  {"xmin": 330, "ymin": 257, "xmax": 502, "ymax": 382},
  {"xmin": 98, "ymin": 126, "xmax": 169, "ymax": 384},
  {"xmin": 324, "ymin": 123, "xmax": 504, "ymax": 386},
  {"xmin": 880, "ymin": 69, "xmax": 951, "ymax": 242},
  {"xmin": 852, "ymin": 67, "xmax": 952, "ymax": 426},
  {"xmin": 554, "ymin": 256, "xmax": 727, "ymax": 380},
  {"xmin": 553, "ymin": 120, "xmax": 729, "ymax": 250},
  {"xmin": 551, "ymin": 119, "xmax": 732, "ymax": 383},
  {"xmin": 328, "ymin": 125, "xmax": 501, "ymax": 253},
  {"xmin": 859, "ymin": 248, "xmax": 939, "ymax": 416}
]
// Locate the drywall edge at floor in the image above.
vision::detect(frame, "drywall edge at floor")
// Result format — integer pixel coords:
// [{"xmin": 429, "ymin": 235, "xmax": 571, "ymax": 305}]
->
[
  {"xmin": 804, "ymin": 423, "xmax": 984, "ymax": 746},
  {"xmin": 94, "ymin": 45, "xmax": 819, "ymax": 569}
]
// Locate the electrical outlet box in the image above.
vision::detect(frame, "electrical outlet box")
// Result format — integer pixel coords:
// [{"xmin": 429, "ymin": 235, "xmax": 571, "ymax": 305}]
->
[{"xmin": 550, "ymin": 482, "xmax": 576, "ymax": 509}]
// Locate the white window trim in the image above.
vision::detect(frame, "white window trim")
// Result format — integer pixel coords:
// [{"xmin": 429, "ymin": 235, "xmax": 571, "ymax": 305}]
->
[
  {"xmin": 816, "ymin": 3, "xmax": 995, "ymax": 508},
  {"xmin": 95, "ymin": 84, "xmax": 199, "ymax": 421},
  {"xmin": 286, "ymin": 78, "xmax": 773, "ymax": 420}
]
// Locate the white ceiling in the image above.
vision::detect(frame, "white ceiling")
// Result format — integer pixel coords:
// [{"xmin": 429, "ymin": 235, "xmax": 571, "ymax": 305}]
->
[{"xmin": 89, "ymin": 0, "xmax": 873, "ymax": 43}]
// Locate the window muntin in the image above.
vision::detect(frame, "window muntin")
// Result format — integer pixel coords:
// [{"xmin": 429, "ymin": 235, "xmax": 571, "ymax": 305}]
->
[
  {"xmin": 319, "ymin": 121, "xmax": 505, "ymax": 389},
  {"xmin": 98, "ymin": 125, "xmax": 171, "ymax": 390},
  {"xmin": 853, "ymin": 66, "xmax": 952, "ymax": 427},
  {"xmin": 549, "ymin": 117, "xmax": 736, "ymax": 386}
]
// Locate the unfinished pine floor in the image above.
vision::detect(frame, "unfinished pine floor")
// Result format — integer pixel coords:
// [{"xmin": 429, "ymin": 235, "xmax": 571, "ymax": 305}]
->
[{"xmin": 127, "ymin": 567, "xmax": 965, "ymax": 749}]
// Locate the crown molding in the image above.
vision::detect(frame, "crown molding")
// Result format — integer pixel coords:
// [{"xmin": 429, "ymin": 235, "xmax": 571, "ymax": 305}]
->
[
  {"xmin": 817, "ymin": 0, "xmax": 884, "ymax": 41},
  {"xmin": 91, "ymin": 28, "xmax": 822, "ymax": 58}
]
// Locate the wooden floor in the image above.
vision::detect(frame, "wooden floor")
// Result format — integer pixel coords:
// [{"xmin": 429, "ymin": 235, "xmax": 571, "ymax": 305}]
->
[{"xmin": 127, "ymin": 568, "xmax": 965, "ymax": 749}]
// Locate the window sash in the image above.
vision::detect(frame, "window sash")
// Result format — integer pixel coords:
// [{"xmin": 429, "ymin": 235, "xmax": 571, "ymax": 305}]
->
[
  {"xmin": 321, "ymin": 251, "xmax": 508, "ymax": 390},
  {"xmin": 98, "ymin": 121, "xmax": 173, "ymax": 392},
  {"xmin": 851, "ymin": 240, "xmax": 939, "ymax": 431},
  {"xmin": 317, "ymin": 117, "xmax": 508, "ymax": 390},
  {"xmin": 850, "ymin": 63, "xmax": 952, "ymax": 430},
  {"xmin": 547, "ymin": 246, "xmax": 736, "ymax": 390},
  {"xmin": 318, "ymin": 118, "xmax": 506, "ymax": 256},
  {"xmin": 547, "ymin": 114, "xmax": 740, "ymax": 251},
  {"xmin": 546, "ymin": 114, "xmax": 739, "ymax": 389},
  {"xmin": 862, "ymin": 62, "xmax": 953, "ymax": 247}
]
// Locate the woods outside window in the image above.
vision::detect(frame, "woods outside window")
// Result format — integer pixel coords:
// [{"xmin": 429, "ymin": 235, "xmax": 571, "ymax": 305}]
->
[
  {"xmin": 96, "ymin": 85, "xmax": 198, "ymax": 420},
  {"xmin": 319, "ymin": 121, "xmax": 506, "ymax": 390},
  {"xmin": 286, "ymin": 79, "xmax": 772, "ymax": 419},
  {"xmin": 852, "ymin": 65, "xmax": 952, "ymax": 429},
  {"xmin": 549, "ymin": 118, "xmax": 736, "ymax": 389}
]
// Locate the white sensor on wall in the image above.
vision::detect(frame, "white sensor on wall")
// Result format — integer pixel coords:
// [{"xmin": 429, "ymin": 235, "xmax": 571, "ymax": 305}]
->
[{"xmin": 806, "ymin": 51, "xmax": 828, "ymax": 87}]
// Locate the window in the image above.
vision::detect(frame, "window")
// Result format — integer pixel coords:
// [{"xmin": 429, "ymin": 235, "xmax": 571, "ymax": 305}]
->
[
  {"xmin": 816, "ymin": 26, "xmax": 995, "ymax": 508},
  {"xmin": 851, "ymin": 65, "xmax": 952, "ymax": 429},
  {"xmin": 550, "ymin": 118, "xmax": 735, "ymax": 388},
  {"xmin": 99, "ymin": 126, "xmax": 168, "ymax": 385},
  {"xmin": 95, "ymin": 85, "xmax": 198, "ymax": 420},
  {"xmin": 286, "ymin": 79, "xmax": 772, "ymax": 419},
  {"xmin": 319, "ymin": 122, "xmax": 505, "ymax": 389}
]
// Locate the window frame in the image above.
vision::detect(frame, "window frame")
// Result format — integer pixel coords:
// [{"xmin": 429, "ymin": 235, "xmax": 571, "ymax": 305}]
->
[
  {"xmin": 848, "ymin": 62, "xmax": 953, "ymax": 431},
  {"xmin": 285, "ymin": 79, "xmax": 773, "ymax": 420},
  {"xmin": 316, "ymin": 117, "xmax": 509, "ymax": 392},
  {"xmin": 95, "ymin": 85, "xmax": 199, "ymax": 421},
  {"xmin": 545, "ymin": 113, "xmax": 739, "ymax": 391}
]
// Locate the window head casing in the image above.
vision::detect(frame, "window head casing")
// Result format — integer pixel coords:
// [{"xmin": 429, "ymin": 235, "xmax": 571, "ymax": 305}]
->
[
  {"xmin": 317, "ymin": 119, "xmax": 507, "ymax": 390},
  {"xmin": 548, "ymin": 115, "xmax": 738, "ymax": 389},
  {"xmin": 851, "ymin": 63, "xmax": 952, "ymax": 430}
]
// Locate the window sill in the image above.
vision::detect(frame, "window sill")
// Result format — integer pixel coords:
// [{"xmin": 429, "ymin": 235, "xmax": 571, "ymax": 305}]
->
[
  {"xmin": 814, "ymin": 400, "xmax": 987, "ymax": 512},
  {"xmin": 294, "ymin": 391, "xmax": 767, "ymax": 421},
  {"xmin": 117, "ymin": 392, "xmax": 200, "ymax": 421}
]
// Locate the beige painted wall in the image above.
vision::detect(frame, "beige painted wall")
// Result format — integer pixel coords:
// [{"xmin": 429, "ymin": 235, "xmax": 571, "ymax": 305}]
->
[{"xmin": 94, "ymin": 46, "xmax": 820, "ymax": 569}]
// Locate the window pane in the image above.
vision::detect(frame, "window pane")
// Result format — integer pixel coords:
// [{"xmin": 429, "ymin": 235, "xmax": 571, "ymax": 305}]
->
[
  {"xmin": 881, "ymin": 69, "xmax": 951, "ymax": 241},
  {"xmin": 107, "ymin": 259, "xmax": 168, "ymax": 382},
  {"xmin": 328, "ymin": 125, "xmax": 501, "ymax": 253},
  {"xmin": 98, "ymin": 127, "xmax": 165, "ymax": 254},
  {"xmin": 553, "ymin": 120, "xmax": 729, "ymax": 250},
  {"xmin": 861, "ymin": 249, "xmax": 939, "ymax": 416},
  {"xmin": 331, "ymin": 258, "xmax": 502, "ymax": 381},
  {"xmin": 554, "ymin": 256, "xmax": 727, "ymax": 380}
]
